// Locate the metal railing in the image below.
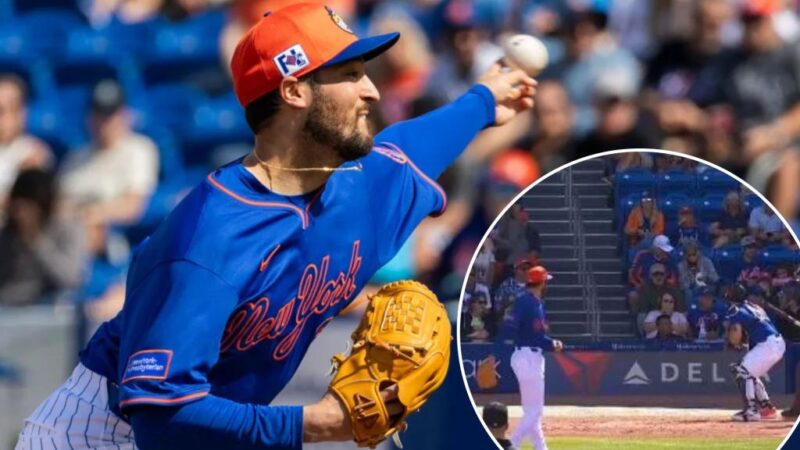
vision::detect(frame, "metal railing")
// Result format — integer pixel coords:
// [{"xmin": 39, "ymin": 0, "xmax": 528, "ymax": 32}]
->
[{"xmin": 566, "ymin": 165, "xmax": 597, "ymax": 340}]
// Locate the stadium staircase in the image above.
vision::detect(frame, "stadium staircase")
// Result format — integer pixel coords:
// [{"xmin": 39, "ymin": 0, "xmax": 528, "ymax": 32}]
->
[{"xmin": 521, "ymin": 159, "xmax": 635, "ymax": 342}]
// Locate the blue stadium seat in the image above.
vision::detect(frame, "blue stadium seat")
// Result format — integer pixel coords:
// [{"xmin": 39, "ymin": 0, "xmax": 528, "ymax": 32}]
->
[
  {"xmin": 659, "ymin": 193, "xmax": 694, "ymax": 223},
  {"xmin": 757, "ymin": 247, "xmax": 796, "ymax": 268},
  {"xmin": 743, "ymin": 192, "xmax": 766, "ymax": 212},
  {"xmin": 656, "ymin": 169, "xmax": 696, "ymax": 197},
  {"xmin": 697, "ymin": 169, "xmax": 739, "ymax": 196},
  {"xmin": 19, "ymin": 9, "xmax": 85, "ymax": 58},
  {"xmin": 616, "ymin": 168, "xmax": 655, "ymax": 200},
  {"xmin": 712, "ymin": 245, "xmax": 743, "ymax": 281},
  {"xmin": 138, "ymin": 84, "xmax": 207, "ymax": 135},
  {"xmin": 181, "ymin": 93, "xmax": 252, "ymax": 167},
  {"xmin": 698, "ymin": 193, "xmax": 726, "ymax": 222},
  {"xmin": 27, "ymin": 99, "xmax": 87, "ymax": 161},
  {"xmin": 617, "ymin": 192, "xmax": 643, "ymax": 231},
  {"xmin": 141, "ymin": 11, "xmax": 226, "ymax": 85}
]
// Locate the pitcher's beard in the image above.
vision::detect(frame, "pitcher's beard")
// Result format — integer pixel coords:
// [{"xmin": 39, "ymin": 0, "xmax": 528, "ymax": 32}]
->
[{"xmin": 303, "ymin": 92, "xmax": 373, "ymax": 163}]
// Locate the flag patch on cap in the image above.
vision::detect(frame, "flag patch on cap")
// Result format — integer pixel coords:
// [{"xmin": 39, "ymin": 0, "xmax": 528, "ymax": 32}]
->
[{"xmin": 274, "ymin": 44, "xmax": 310, "ymax": 76}]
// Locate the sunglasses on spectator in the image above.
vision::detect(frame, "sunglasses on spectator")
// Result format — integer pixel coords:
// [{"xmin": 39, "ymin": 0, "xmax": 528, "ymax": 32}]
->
[
  {"xmin": 662, "ymin": 299, "xmax": 675, "ymax": 303},
  {"xmin": 652, "ymin": 272, "xmax": 665, "ymax": 276}
]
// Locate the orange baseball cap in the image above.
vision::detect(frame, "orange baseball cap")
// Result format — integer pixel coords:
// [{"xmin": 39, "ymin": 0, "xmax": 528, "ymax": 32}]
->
[
  {"xmin": 230, "ymin": 2, "xmax": 400, "ymax": 107},
  {"xmin": 527, "ymin": 266, "xmax": 553, "ymax": 285}
]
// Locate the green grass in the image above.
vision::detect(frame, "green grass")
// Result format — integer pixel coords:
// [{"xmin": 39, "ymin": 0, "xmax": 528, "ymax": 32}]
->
[{"xmin": 520, "ymin": 436, "xmax": 786, "ymax": 450}]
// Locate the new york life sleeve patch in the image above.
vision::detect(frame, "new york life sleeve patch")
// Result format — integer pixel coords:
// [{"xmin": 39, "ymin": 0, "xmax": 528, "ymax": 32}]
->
[{"xmin": 122, "ymin": 349, "xmax": 173, "ymax": 383}]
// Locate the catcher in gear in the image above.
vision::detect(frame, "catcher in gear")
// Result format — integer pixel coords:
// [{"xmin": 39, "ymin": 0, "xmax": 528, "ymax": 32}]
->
[
  {"xmin": 15, "ymin": 3, "xmax": 535, "ymax": 450},
  {"xmin": 329, "ymin": 281, "xmax": 451, "ymax": 447}
]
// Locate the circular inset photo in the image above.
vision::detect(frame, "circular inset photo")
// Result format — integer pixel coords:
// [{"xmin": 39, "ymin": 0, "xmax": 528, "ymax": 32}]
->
[{"xmin": 459, "ymin": 149, "xmax": 800, "ymax": 450}]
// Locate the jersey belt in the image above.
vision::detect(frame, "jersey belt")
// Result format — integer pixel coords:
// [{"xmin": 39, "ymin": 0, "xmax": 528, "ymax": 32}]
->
[{"xmin": 514, "ymin": 346, "xmax": 543, "ymax": 353}]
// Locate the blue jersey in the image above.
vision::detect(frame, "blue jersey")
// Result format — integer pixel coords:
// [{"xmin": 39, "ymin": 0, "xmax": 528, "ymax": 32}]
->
[
  {"xmin": 497, "ymin": 291, "xmax": 555, "ymax": 351},
  {"xmin": 725, "ymin": 301, "xmax": 780, "ymax": 347},
  {"xmin": 78, "ymin": 85, "xmax": 496, "ymax": 449}
]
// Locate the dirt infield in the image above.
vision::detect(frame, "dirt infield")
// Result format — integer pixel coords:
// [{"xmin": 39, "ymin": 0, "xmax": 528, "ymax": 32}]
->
[{"xmin": 506, "ymin": 406, "xmax": 797, "ymax": 440}]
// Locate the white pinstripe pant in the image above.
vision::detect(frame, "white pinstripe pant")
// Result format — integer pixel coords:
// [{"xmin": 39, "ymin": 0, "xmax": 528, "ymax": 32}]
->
[{"xmin": 15, "ymin": 363, "xmax": 138, "ymax": 449}]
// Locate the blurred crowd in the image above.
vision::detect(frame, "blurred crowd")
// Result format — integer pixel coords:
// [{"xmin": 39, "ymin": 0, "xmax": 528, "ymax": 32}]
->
[{"xmin": 2, "ymin": 0, "xmax": 800, "ymax": 338}]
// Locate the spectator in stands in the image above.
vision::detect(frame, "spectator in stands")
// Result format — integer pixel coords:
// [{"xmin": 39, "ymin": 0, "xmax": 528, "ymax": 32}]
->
[
  {"xmin": 650, "ymin": 314, "xmax": 688, "ymax": 342},
  {"xmin": 629, "ymin": 235, "xmax": 679, "ymax": 290},
  {"xmin": 494, "ymin": 204, "xmax": 541, "ymax": 270},
  {"xmin": 83, "ymin": 0, "xmax": 164, "ymax": 27},
  {"xmin": 425, "ymin": 0, "xmax": 503, "ymax": 104},
  {"xmin": 773, "ymin": 265, "xmax": 794, "ymax": 289},
  {"xmin": 482, "ymin": 401, "xmax": 516, "ymax": 450},
  {"xmin": 543, "ymin": 8, "xmax": 642, "ymax": 136},
  {"xmin": 473, "ymin": 239, "xmax": 495, "ymax": 295},
  {"xmin": 643, "ymin": 292, "xmax": 689, "ymax": 339},
  {"xmin": 643, "ymin": 0, "xmax": 731, "ymax": 143},
  {"xmin": 715, "ymin": 0, "xmax": 800, "ymax": 220},
  {"xmin": 687, "ymin": 288, "xmax": 723, "ymax": 341},
  {"xmin": 0, "ymin": 169, "xmax": 86, "ymax": 306},
  {"xmin": 709, "ymin": 191, "xmax": 749, "ymax": 247},
  {"xmin": 465, "ymin": 266, "xmax": 492, "ymax": 309},
  {"xmin": 495, "ymin": 257, "xmax": 533, "ymax": 320},
  {"xmin": 368, "ymin": 13, "xmax": 434, "ymax": 125},
  {"xmin": 630, "ymin": 262, "xmax": 685, "ymax": 335},
  {"xmin": 748, "ymin": 203, "xmax": 788, "ymax": 246},
  {"xmin": 733, "ymin": 235, "xmax": 767, "ymax": 285},
  {"xmin": 525, "ymin": 80, "xmax": 577, "ymax": 174},
  {"xmin": 678, "ymin": 241, "xmax": 719, "ymax": 296},
  {"xmin": 573, "ymin": 75, "xmax": 658, "ymax": 159},
  {"xmin": 0, "ymin": 75, "xmax": 52, "ymax": 214},
  {"xmin": 673, "ymin": 206, "xmax": 702, "ymax": 246},
  {"xmin": 60, "ymin": 79, "xmax": 159, "ymax": 243},
  {"xmin": 776, "ymin": 283, "xmax": 800, "ymax": 342},
  {"xmin": 624, "ymin": 193, "xmax": 665, "ymax": 247},
  {"xmin": 461, "ymin": 291, "xmax": 495, "ymax": 343}
]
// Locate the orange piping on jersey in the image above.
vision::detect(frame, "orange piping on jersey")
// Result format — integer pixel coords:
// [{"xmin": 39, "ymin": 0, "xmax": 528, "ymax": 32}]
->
[
  {"xmin": 119, "ymin": 391, "xmax": 209, "ymax": 407},
  {"xmin": 304, "ymin": 187, "xmax": 324, "ymax": 225},
  {"xmin": 376, "ymin": 142, "xmax": 448, "ymax": 216},
  {"xmin": 260, "ymin": 244, "xmax": 281, "ymax": 272},
  {"xmin": 207, "ymin": 173, "xmax": 309, "ymax": 228}
]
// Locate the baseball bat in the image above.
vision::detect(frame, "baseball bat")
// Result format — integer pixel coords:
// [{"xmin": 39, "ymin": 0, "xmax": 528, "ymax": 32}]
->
[{"xmin": 764, "ymin": 302, "xmax": 800, "ymax": 329}]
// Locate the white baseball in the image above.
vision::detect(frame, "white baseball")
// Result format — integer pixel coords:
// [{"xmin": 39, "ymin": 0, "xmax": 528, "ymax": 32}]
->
[{"xmin": 502, "ymin": 34, "xmax": 548, "ymax": 76}]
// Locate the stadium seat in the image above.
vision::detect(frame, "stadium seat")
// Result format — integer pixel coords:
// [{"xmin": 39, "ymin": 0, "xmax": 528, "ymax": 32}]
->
[
  {"xmin": 697, "ymin": 169, "xmax": 739, "ymax": 196},
  {"xmin": 615, "ymin": 168, "xmax": 655, "ymax": 200},
  {"xmin": 141, "ymin": 11, "xmax": 226, "ymax": 86},
  {"xmin": 19, "ymin": 9, "xmax": 86, "ymax": 58},
  {"xmin": 26, "ymin": 99, "xmax": 87, "ymax": 161},
  {"xmin": 181, "ymin": 93, "xmax": 252, "ymax": 167},
  {"xmin": 743, "ymin": 192, "xmax": 765, "ymax": 212},
  {"xmin": 617, "ymin": 192, "xmax": 643, "ymax": 231},
  {"xmin": 698, "ymin": 193, "xmax": 726, "ymax": 222},
  {"xmin": 138, "ymin": 83, "xmax": 207, "ymax": 136},
  {"xmin": 656, "ymin": 169, "xmax": 696, "ymax": 197},
  {"xmin": 712, "ymin": 245, "xmax": 743, "ymax": 281},
  {"xmin": 659, "ymin": 193, "xmax": 694, "ymax": 223},
  {"xmin": 757, "ymin": 247, "xmax": 796, "ymax": 268}
]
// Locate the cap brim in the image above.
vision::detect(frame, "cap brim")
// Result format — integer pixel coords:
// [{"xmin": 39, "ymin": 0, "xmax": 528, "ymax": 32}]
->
[{"xmin": 323, "ymin": 32, "xmax": 400, "ymax": 67}]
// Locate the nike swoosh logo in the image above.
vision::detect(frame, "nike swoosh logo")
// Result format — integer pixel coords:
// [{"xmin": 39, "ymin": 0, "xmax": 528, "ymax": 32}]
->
[{"xmin": 260, "ymin": 244, "xmax": 281, "ymax": 272}]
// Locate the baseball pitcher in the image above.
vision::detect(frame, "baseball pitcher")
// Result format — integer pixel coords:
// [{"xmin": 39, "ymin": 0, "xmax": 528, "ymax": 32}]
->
[{"xmin": 15, "ymin": 3, "xmax": 536, "ymax": 449}]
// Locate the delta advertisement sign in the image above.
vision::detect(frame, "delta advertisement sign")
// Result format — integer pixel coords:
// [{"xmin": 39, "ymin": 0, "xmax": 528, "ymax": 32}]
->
[{"xmin": 461, "ymin": 344, "xmax": 788, "ymax": 395}]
